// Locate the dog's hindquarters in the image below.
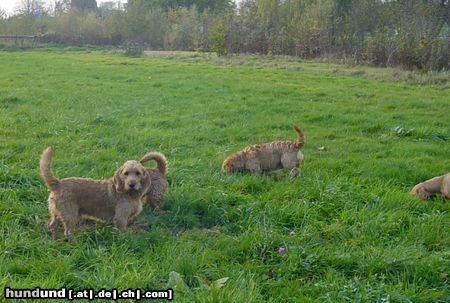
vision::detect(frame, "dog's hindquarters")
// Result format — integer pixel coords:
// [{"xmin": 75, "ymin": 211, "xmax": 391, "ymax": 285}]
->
[
  {"xmin": 140, "ymin": 152, "xmax": 169, "ymax": 209},
  {"xmin": 142, "ymin": 170, "xmax": 169, "ymax": 209},
  {"xmin": 40, "ymin": 146, "xmax": 65, "ymax": 238}
]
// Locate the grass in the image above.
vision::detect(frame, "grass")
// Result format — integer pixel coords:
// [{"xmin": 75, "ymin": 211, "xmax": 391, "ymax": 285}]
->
[
  {"xmin": 0, "ymin": 48, "xmax": 449, "ymax": 302},
  {"xmin": 139, "ymin": 51, "xmax": 450, "ymax": 88}
]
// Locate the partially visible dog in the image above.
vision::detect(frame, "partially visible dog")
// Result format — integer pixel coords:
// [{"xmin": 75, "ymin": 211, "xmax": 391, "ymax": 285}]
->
[
  {"xmin": 222, "ymin": 125, "xmax": 306, "ymax": 177},
  {"xmin": 40, "ymin": 146, "xmax": 150, "ymax": 240},
  {"xmin": 411, "ymin": 173, "xmax": 450, "ymax": 200},
  {"xmin": 139, "ymin": 151, "xmax": 169, "ymax": 209}
]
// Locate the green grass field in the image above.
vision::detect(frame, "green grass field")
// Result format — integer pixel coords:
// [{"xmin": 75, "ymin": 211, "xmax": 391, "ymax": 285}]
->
[{"xmin": 0, "ymin": 49, "xmax": 449, "ymax": 302}]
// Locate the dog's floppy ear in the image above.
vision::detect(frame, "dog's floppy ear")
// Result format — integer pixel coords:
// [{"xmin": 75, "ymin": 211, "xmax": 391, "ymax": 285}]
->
[{"xmin": 113, "ymin": 165, "xmax": 125, "ymax": 193}]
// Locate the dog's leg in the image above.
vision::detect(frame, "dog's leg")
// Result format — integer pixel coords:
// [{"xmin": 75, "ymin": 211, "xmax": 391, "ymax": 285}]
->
[
  {"xmin": 62, "ymin": 218, "xmax": 77, "ymax": 240},
  {"xmin": 289, "ymin": 167, "xmax": 300, "ymax": 179},
  {"xmin": 113, "ymin": 218, "xmax": 128, "ymax": 230},
  {"xmin": 249, "ymin": 166, "xmax": 262, "ymax": 174},
  {"xmin": 246, "ymin": 158, "xmax": 262, "ymax": 174},
  {"xmin": 148, "ymin": 199, "xmax": 162, "ymax": 210},
  {"xmin": 47, "ymin": 196, "xmax": 60, "ymax": 239},
  {"xmin": 282, "ymin": 152, "xmax": 300, "ymax": 178},
  {"xmin": 143, "ymin": 192, "xmax": 162, "ymax": 210},
  {"xmin": 129, "ymin": 220, "xmax": 151, "ymax": 231},
  {"xmin": 59, "ymin": 204, "xmax": 79, "ymax": 240},
  {"xmin": 113, "ymin": 206, "xmax": 132, "ymax": 230},
  {"xmin": 128, "ymin": 207, "xmax": 150, "ymax": 230},
  {"xmin": 146, "ymin": 183, "xmax": 167, "ymax": 210},
  {"xmin": 48, "ymin": 213, "xmax": 59, "ymax": 240}
]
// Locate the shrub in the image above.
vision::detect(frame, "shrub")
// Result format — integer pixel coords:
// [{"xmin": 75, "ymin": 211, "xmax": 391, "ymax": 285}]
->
[{"xmin": 124, "ymin": 42, "xmax": 144, "ymax": 57}]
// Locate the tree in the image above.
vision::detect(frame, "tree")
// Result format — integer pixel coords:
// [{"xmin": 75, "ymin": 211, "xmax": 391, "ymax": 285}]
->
[
  {"xmin": 17, "ymin": 0, "xmax": 47, "ymax": 17},
  {"xmin": 98, "ymin": 1, "xmax": 119, "ymax": 18},
  {"xmin": 329, "ymin": 0, "xmax": 353, "ymax": 50},
  {"xmin": 54, "ymin": 0, "xmax": 71, "ymax": 15},
  {"xmin": 0, "ymin": 9, "xmax": 6, "ymax": 20},
  {"xmin": 128, "ymin": 0, "xmax": 232, "ymax": 12},
  {"xmin": 71, "ymin": 0, "xmax": 97, "ymax": 12}
]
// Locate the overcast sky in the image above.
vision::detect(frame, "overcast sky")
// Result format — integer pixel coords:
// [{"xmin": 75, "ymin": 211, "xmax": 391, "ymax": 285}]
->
[{"xmin": 0, "ymin": 0, "xmax": 127, "ymax": 15}]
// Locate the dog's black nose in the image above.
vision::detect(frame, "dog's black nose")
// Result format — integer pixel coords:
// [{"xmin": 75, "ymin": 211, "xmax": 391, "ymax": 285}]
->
[{"xmin": 129, "ymin": 183, "xmax": 135, "ymax": 188}]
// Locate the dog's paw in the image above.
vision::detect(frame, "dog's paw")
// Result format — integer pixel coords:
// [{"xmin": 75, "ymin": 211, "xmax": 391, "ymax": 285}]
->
[
  {"xmin": 130, "ymin": 220, "xmax": 152, "ymax": 231},
  {"xmin": 289, "ymin": 168, "xmax": 300, "ymax": 179}
]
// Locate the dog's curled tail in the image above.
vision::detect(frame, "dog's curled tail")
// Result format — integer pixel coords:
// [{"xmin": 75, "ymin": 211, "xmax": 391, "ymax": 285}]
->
[
  {"xmin": 40, "ymin": 146, "xmax": 60, "ymax": 191},
  {"xmin": 140, "ymin": 152, "xmax": 168, "ymax": 176},
  {"xmin": 293, "ymin": 125, "xmax": 306, "ymax": 148}
]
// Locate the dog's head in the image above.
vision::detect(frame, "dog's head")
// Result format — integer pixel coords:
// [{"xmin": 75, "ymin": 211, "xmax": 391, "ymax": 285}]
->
[
  {"xmin": 114, "ymin": 160, "xmax": 150, "ymax": 194},
  {"xmin": 411, "ymin": 184, "xmax": 431, "ymax": 200},
  {"xmin": 222, "ymin": 154, "xmax": 245, "ymax": 173}
]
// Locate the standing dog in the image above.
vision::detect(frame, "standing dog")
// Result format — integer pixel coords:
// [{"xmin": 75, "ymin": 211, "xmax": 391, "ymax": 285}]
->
[
  {"xmin": 411, "ymin": 173, "xmax": 450, "ymax": 200},
  {"xmin": 139, "ymin": 152, "xmax": 169, "ymax": 209},
  {"xmin": 222, "ymin": 125, "xmax": 306, "ymax": 177},
  {"xmin": 40, "ymin": 146, "xmax": 150, "ymax": 240}
]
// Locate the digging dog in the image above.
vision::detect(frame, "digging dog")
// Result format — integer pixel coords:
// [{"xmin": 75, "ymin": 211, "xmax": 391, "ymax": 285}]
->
[
  {"xmin": 411, "ymin": 173, "xmax": 450, "ymax": 200},
  {"xmin": 222, "ymin": 125, "xmax": 306, "ymax": 177}
]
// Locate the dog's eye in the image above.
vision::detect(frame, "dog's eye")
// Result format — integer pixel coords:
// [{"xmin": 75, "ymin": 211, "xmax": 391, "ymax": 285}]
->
[
  {"xmin": 124, "ymin": 172, "xmax": 129, "ymax": 176},
  {"xmin": 136, "ymin": 172, "xmax": 141, "ymax": 176}
]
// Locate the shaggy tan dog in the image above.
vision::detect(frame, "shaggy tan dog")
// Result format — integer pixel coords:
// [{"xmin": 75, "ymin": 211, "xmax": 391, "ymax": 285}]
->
[
  {"xmin": 222, "ymin": 125, "xmax": 306, "ymax": 177},
  {"xmin": 139, "ymin": 151, "xmax": 169, "ymax": 209},
  {"xmin": 40, "ymin": 146, "xmax": 150, "ymax": 240},
  {"xmin": 411, "ymin": 173, "xmax": 450, "ymax": 200}
]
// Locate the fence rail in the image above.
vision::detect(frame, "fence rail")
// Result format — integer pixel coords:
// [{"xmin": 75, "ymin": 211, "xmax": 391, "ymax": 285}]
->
[
  {"xmin": 0, "ymin": 35, "xmax": 38, "ymax": 39},
  {"xmin": 0, "ymin": 35, "xmax": 40, "ymax": 48}
]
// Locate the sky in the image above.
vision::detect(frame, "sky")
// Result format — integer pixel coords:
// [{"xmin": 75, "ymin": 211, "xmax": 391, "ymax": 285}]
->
[{"xmin": 0, "ymin": 0, "xmax": 127, "ymax": 15}]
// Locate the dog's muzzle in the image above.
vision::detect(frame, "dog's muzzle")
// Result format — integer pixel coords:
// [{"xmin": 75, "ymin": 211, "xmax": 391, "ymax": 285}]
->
[{"xmin": 127, "ymin": 182, "xmax": 139, "ymax": 190}]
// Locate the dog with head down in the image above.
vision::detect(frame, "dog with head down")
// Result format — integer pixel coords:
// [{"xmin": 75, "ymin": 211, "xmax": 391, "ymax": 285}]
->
[
  {"xmin": 40, "ymin": 146, "xmax": 151, "ymax": 240},
  {"xmin": 222, "ymin": 125, "xmax": 306, "ymax": 177},
  {"xmin": 411, "ymin": 173, "xmax": 450, "ymax": 200}
]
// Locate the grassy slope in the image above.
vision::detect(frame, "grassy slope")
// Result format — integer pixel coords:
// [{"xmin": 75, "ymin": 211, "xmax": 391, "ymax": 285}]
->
[{"xmin": 0, "ymin": 50, "xmax": 449, "ymax": 302}]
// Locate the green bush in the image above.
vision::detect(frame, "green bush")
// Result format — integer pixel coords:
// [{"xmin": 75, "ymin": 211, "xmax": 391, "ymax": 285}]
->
[
  {"xmin": 210, "ymin": 18, "xmax": 228, "ymax": 56},
  {"xmin": 124, "ymin": 43, "xmax": 144, "ymax": 57}
]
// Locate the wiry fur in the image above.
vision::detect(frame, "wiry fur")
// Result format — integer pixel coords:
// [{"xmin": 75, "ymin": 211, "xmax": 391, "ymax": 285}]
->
[
  {"xmin": 411, "ymin": 173, "xmax": 450, "ymax": 200},
  {"xmin": 222, "ymin": 125, "xmax": 306, "ymax": 177},
  {"xmin": 139, "ymin": 152, "xmax": 169, "ymax": 209},
  {"xmin": 40, "ymin": 146, "xmax": 150, "ymax": 240}
]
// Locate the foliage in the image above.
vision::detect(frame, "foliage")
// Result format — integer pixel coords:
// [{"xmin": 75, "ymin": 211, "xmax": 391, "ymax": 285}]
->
[
  {"xmin": 0, "ymin": 0, "xmax": 448, "ymax": 69},
  {"xmin": 210, "ymin": 16, "xmax": 228, "ymax": 56},
  {"xmin": 124, "ymin": 42, "xmax": 144, "ymax": 57},
  {"xmin": 164, "ymin": 7, "xmax": 202, "ymax": 51},
  {"xmin": 71, "ymin": 0, "xmax": 98, "ymax": 12},
  {"xmin": 128, "ymin": 0, "xmax": 233, "ymax": 13}
]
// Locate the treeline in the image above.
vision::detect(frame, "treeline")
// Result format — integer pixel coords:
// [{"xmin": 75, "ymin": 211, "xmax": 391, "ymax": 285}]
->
[{"xmin": 0, "ymin": 0, "xmax": 449, "ymax": 70}]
